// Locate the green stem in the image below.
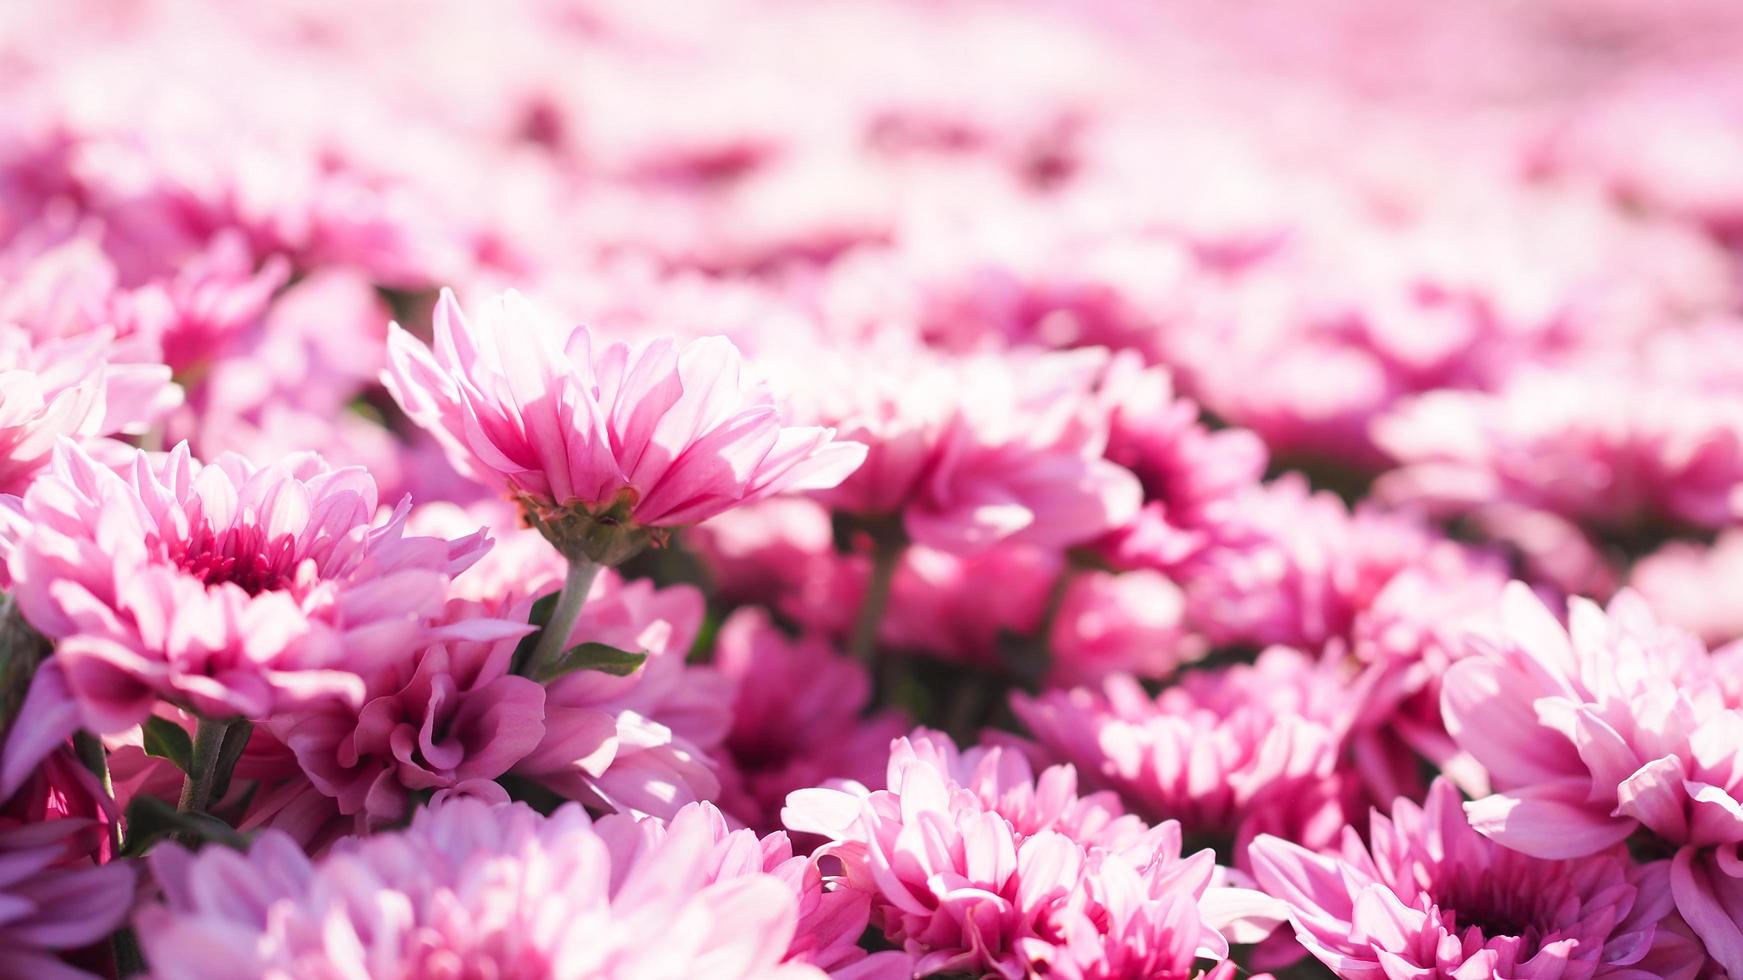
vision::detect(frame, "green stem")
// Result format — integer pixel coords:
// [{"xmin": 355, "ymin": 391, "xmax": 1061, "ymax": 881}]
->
[
  {"xmin": 176, "ymin": 718, "xmax": 234, "ymax": 822},
  {"xmin": 850, "ymin": 533, "xmax": 905, "ymax": 664},
  {"xmin": 72, "ymin": 731, "xmax": 123, "ymax": 852},
  {"xmin": 525, "ymin": 558, "xmax": 602, "ymax": 680},
  {"xmin": 110, "ymin": 926, "xmax": 145, "ymax": 978}
]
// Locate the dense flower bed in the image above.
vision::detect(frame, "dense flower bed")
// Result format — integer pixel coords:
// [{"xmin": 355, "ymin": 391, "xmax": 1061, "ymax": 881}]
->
[{"xmin": 2, "ymin": 0, "xmax": 1742, "ymax": 976}]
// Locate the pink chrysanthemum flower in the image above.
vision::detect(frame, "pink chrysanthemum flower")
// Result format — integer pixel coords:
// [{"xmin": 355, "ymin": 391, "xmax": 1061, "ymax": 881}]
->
[
  {"xmin": 712, "ymin": 608, "xmax": 907, "ymax": 832},
  {"xmin": 1441, "ymin": 583, "xmax": 1743, "ymax": 971},
  {"xmin": 1096, "ymin": 352, "xmax": 1268, "ymax": 577},
  {"xmin": 0, "ymin": 324, "xmax": 181, "ymax": 496},
  {"xmin": 0, "ymin": 696, "xmax": 137, "ymax": 980},
  {"xmin": 511, "ymin": 571, "xmax": 734, "ymax": 819},
  {"xmin": 1375, "ymin": 325, "xmax": 1743, "ymax": 537},
  {"xmin": 2, "ymin": 440, "xmax": 488, "ymax": 733},
  {"xmin": 783, "ymin": 730, "xmax": 1279, "ymax": 978},
  {"xmin": 1012, "ymin": 649, "xmax": 1356, "ymax": 859},
  {"xmin": 269, "ymin": 599, "xmax": 541, "ymax": 832},
  {"xmin": 0, "ymin": 818, "xmax": 136, "ymax": 979},
  {"xmin": 136, "ymin": 797, "xmax": 842, "ymax": 980},
  {"xmin": 1251, "ymin": 779, "xmax": 1705, "ymax": 980},
  {"xmin": 781, "ymin": 337, "xmax": 1141, "ymax": 555},
  {"xmin": 383, "ymin": 288, "xmax": 865, "ymax": 564},
  {"xmin": 1048, "ymin": 569, "xmax": 1204, "ymax": 687}
]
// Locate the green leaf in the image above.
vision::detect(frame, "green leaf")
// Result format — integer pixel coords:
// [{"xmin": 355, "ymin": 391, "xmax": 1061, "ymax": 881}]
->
[
  {"xmin": 531, "ymin": 642, "xmax": 647, "ymax": 683},
  {"xmin": 508, "ymin": 590, "xmax": 562, "ymax": 677},
  {"xmin": 208, "ymin": 719, "xmax": 254, "ymax": 803},
  {"xmin": 141, "ymin": 717, "xmax": 193, "ymax": 773},
  {"xmin": 120, "ymin": 796, "xmax": 248, "ymax": 857}
]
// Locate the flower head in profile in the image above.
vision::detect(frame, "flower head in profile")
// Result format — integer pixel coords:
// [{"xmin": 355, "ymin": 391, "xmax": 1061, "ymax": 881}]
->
[
  {"xmin": 1251, "ymin": 779, "xmax": 1705, "ymax": 980},
  {"xmin": 1441, "ymin": 582, "xmax": 1743, "ymax": 972},
  {"xmin": 136, "ymin": 797, "xmax": 840, "ymax": 980},
  {"xmin": 783, "ymin": 730, "xmax": 1279, "ymax": 979},
  {"xmin": 383, "ymin": 288, "xmax": 865, "ymax": 564},
  {"xmin": 2, "ymin": 440, "xmax": 488, "ymax": 735},
  {"xmin": 767, "ymin": 334, "xmax": 1141, "ymax": 555}
]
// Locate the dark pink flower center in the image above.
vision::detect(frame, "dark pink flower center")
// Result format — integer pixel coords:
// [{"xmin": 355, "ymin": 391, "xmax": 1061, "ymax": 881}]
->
[{"xmin": 168, "ymin": 523, "xmax": 301, "ymax": 596}]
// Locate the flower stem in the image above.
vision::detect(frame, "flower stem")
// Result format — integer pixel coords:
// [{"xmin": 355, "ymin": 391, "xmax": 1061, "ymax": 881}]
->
[
  {"xmin": 851, "ymin": 532, "xmax": 905, "ymax": 664},
  {"xmin": 176, "ymin": 717, "xmax": 234, "ymax": 819},
  {"xmin": 525, "ymin": 558, "xmax": 602, "ymax": 680},
  {"xmin": 72, "ymin": 731, "xmax": 123, "ymax": 853}
]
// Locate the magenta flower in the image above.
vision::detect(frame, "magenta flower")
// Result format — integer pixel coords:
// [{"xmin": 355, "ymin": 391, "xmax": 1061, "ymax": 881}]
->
[
  {"xmin": 383, "ymin": 288, "xmax": 866, "ymax": 563},
  {"xmin": 137, "ymin": 797, "xmax": 841, "ymax": 979},
  {"xmin": 1441, "ymin": 583, "xmax": 1743, "ymax": 971},
  {"xmin": 1251, "ymin": 779, "xmax": 1704, "ymax": 980},
  {"xmin": 783, "ymin": 730, "xmax": 1280, "ymax": 978},
  {"xmin": 2, "ymin": 440, "xmax": 488, "ymax": 733},
  {"xmin": 712, "ymin": 608, "xmax": 907, "ymax": 831},
  {"xmin": 0, "ymin": 324, "xmax": 181, "ymax": 496}
]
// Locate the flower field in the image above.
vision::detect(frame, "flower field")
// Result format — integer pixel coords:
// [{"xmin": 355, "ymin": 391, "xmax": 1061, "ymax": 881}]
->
[{"xmin": 2, "ymin": 1, "xmax": 1742, "ymax": 977}]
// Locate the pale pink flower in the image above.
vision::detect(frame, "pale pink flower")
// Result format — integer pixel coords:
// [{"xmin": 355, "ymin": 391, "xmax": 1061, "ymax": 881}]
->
[
  {"xmin": 1251, "ymin": 779, "xmax": 1704, "ymax": 980},
  {"xmin": 685, "ymin": 496, "xmax": 839, "ymax": 608},
  {"xmin": 1012, "ymin": 649, "xmax": 1356, "ymax": 858},
  {"xmin": 269, "ymin": 600, "xmax": 541, "ymax": 832},
  {"xmin": 0, "ymin": 324, "xmax": 181, "ymax": 496},
  {"xmin": 1375, "ymin": 326, "xmax": 1743, "ymax": 535},
  {"xmin": 2, "ymin": 440, "xmax": 487, "ymax": 734},
  {"xmin": 1442, "ymin": 584, "xmax": 1727, "ymax": 857},
  {"xmin": 382, "ymin": 288, "xmax": 865, "ymax": 562},
  {"xmin": 783, "ymin": 730, "xmax": 1279, "ymax": 978},
  {"xmin": 137, "ymin": 797, "xmax": 834, "ymax": 980},
  {"xmin": 512, "ymin": 572, "xmax": 734, "ymax": 819},
  {"xmin": 1629, "ymin": 529, "xmax": 1743, "ymax": 645},
  {"xmin": 598, "ymin": 801, "xmax": 913, "ymax": 978},
  {"xmin": 106, "ymin": 231, "xmax": 289, "ymax": 374},
  {"xmin": 712, "ymin": 609, "xmax": 907, "ymax": 832},
  {"xmin": 1441, "ymin": 583, "xmax": 1743, "ymax": 971},
  {"xmin": 785, "ymin": 338, "xmax": 1141, "ymax": 555},
  {"xmin": 1048, "ymin": 569, "xmax": 1205, "ymax": 687}
]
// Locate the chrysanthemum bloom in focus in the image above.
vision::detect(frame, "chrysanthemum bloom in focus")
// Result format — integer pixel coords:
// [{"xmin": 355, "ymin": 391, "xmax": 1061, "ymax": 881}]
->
[
  {"xmin": 383, "ymin": 287, "xmax": 865, "ymax": 675},
  {"xmin": 783, "ymin": 730, "xmax": 1280, "ymax": 978},
  {"xmin": 1, "ymin": 440, "xmax": 487, "ymax": 809},
  {"xmin": 1441, "ymin": 583, "xmax": 1743, "ymax": 972},
  {"xmin": 1251, "ymin": 779, "xmax": 1706, "ymax": 980},
  {"xmin": 136, "ymin": 797, "xmax": 846, "ymax": 979}
]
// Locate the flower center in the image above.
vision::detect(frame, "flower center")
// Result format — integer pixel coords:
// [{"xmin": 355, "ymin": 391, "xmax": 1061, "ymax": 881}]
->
[{"xmin": 170, "ymin": 524, "xmax": 299, "ymax": 596}]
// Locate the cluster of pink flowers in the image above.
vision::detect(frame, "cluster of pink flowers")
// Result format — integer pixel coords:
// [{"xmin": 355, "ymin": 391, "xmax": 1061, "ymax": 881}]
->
[{"xmin": 2, "ymin": 0, "xmax": 1742, "ymax": 977}]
